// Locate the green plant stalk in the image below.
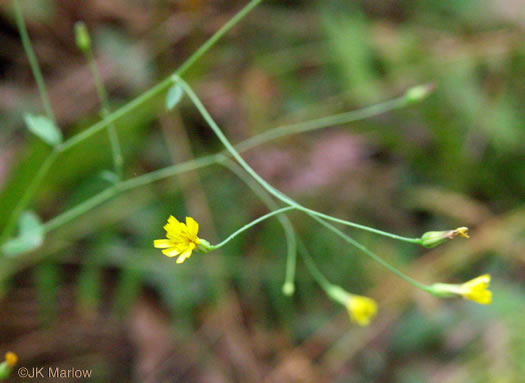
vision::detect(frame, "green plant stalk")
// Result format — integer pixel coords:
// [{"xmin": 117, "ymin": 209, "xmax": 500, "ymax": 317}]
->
[
  {"xmin": 298, "ymin": 238, "xmax": 334, "ymax": 293},
  {"xmin": 13, "ymin": 0, "xmax": 55, "ymax": 121},
  {"xmin": 42, "ymin": 154, "xmax": 218, "ymax": 233},
  {"xmin": 2, "ymin": 0, "xmax": 58, "ymax": 244},
  {"xmin": 221, "ymin": 159, "xmax": 297, "ymax": 295},
  {"xmin": 2, "ymin": 0, "xmax": 264, "ymax": 243},
  {"xmin": 309, "ymin": 213, "xmax": 431, "ymax": 292},
  {"xmin": 177, "ymin": 77, "xmax": 420, "ymax": 244},
  {"xmin": 236, "ymin": 96, "xmax": 409, "ymax": 153},
  {"xmin": 212, "ymin": 206, "xmax": 295, "ymax": 249},
  {"xmin": 85, "ymin": 49, "xmax": 123, "ymax": 178}
]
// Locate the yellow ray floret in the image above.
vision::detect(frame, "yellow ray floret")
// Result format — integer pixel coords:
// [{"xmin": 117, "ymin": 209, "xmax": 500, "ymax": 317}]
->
[{"xmin": 154, "ymin": 216, "xmax": 203, "ymax": 264}]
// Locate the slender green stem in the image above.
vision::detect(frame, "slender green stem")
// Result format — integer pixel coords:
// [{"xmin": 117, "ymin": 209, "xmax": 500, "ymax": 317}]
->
[
  {"xmin": 43, "ymin": 185, "xmax": 119, "ymax": 234},
  {"xmin": 176, "ymin": 0, "xmax": 262, "ymax": 75},
  {"xmin": 42, "ymin": 154, "xmax": 219, "ymax": 233},
  {"xmin": 85, "ymin": 49, "xmax": 123, "ymax": 178},
  {"xmin": 1, "ymin": 149, "xmax": 59, "ymax": 244},
  {"xmin": 297, "ymin": 207, "xmax": 421, "ymax": 243},
  {"xmin": 236, "ymin": 96, "xmax": 408, "ymax": 153},
  {"xmin": 213, "ymin": 206, "xmax": 295, "ymax": 249},
  {"xmin": 60, "ymin": 78, "xmax": 173, "ymax": 151},
  {"xmin": 13, "ymin": 0, "xmax": 55, "ymax": 121},
  {"xmin": 177, "ymin": 77, "xmax": 420, "ymax": 244},
  {"xmin": 309, "ymin": 214, "xmax": 431, "ymax": 292},
  {"xmin": 222, "ymin": 159, "xmax": 297, "ymax": 295},
  {"xmin": 298, "ymin": 238, "xmax": 334, "ymax": 293},
  {"xmin": 3, "ymin": 0, "xmax": 58, "ymax": 245}
]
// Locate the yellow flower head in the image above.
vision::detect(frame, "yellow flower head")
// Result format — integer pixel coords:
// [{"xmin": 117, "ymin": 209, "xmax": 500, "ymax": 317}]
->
[
  {"xmin": 346, "ymin": 294, "xmax": 378, "ymax": 326},
  {"xmin": 457, "ymin": 274, "xmax": 492, "ymax": 304},
  {"xmin": 5, "ymin": 352, "xmax": 17, "ymax": 367},
  {"xmin": 430, "ymin": 274, "xmax": 492, "ymax": 304},
  {"xmin": 328, "ymin": 286, "xmax": 378, "ymax": 326},
  {"xmin": 154, "ymin": 216, "xmax": 204, "ymax": 264}
]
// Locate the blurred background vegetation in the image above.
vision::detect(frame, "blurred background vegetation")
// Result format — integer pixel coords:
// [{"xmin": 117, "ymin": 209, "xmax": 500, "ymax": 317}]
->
[{"xmin": 1, "ymin": 0, "xmax": 524, "ymax": 382}]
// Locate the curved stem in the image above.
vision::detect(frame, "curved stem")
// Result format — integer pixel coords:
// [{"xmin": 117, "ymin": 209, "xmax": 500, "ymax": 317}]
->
[
  {"xmin": 309, "ymin": 213, "xmax": 431, "ymax": 292},
  {"xmin": 178, "ymin": 77, "xmax": 420, "ymax": 244},
  {"xmin": 213, "ymin": 206, "xmax": 295, "ymax": 249},
  {"xmin": 222, "ymin": 159, "xmax": 297, "ymax": 295},
  {"xmin": 298, "ymin": 239, "xmax": 334, "ymax": 293},
  {"xmin": 236, "ymin": 96, "xmax": 408, "ymax": 153}
]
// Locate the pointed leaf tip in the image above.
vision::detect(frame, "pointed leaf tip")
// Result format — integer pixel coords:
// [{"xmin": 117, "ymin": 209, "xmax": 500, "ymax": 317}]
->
[{"xmin": 24, "ymin": 114, "xmax": 63, "ymax": 146}]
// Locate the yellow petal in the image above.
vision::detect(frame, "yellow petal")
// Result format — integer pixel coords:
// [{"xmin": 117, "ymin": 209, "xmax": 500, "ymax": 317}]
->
[
  {"xmin": 176, "ymin": 249, "xmax": 192, "ymax": 264},
  {"xmin": 347, "ymin": 295, "xmax": 378, "ymax": 326},
  {"xmin": 186, "ymin": 216, "xmax": 199, "ymax": 236},
  {"xmin": 162, "ymin": 248, "xmax": 181, "ymax": 257},
  {"xmin": 154, "ymin": 239, "xmax": 173, "ymax": 248},
  {"xmin": 168, "ymin": 215, "xmax": 180, "ymax": 225},
  {"xmin": 5, "ymin": 352, "xmax": 17, "ymax": 367},
  {"xmin": 461, "ymin": 274, "xmax": 492, "ymax": 304}
]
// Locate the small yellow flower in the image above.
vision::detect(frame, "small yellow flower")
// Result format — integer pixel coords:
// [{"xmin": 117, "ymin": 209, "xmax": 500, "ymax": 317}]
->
[
  {"xmin": 430, "ymin": 274, "xmax": 492, "ymax": 304},
  {"xmin": 4, "ymin": 352, "xmax": 17, "ymax": 368},
  {"xmin": 346, "ymin": 294, "xmax": 378, "ymax": 326},
  {"xmin": 328, "ymin": 286, "xmax": 378, "ymax": 326},
  {"xmin": 154, "ymin": 216, "xmax": 211, "ymax": 264}
]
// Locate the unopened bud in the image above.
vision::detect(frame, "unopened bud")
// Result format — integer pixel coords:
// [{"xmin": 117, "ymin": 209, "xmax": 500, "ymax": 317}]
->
[
  {"xmin": 74, "ymin": 21, "xmax": 91, "ymax": 53},
  {"xmin": 196, "ymin": 238, "xmax": 213, "ymax": 253},
  {"xmin": 420, "ymin": 227, "xmax": 469, "ymax": 248},
  {"xmin": 282, "ymin": 282, "xmax": 295, "ymax": 296},
  {"xmin": 404, "ymin": 83, "xmax": 435, "ymax": 104}
]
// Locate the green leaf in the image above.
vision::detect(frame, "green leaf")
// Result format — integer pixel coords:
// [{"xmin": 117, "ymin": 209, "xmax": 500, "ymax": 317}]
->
[
  {"xmin": 165, "ymin": 84, "xmax": 184, "ymax": 110},
  {"xmin": 2, "ymin": 211, "xmax": 44, "ymax": 256},
  {"xmin": 24, "ymin": 113, "xmax": 63, "ymax": 146}
]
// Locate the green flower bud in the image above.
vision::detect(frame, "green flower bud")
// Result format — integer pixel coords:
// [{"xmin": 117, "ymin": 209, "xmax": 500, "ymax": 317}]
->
[
  {"xmin": 420, "ymin": 227, "xmax": 469, "ymax": 248},
  {"xmin": 404, "ymin": 83, "xmax": 435, "ymax": 104},
  {"xmin": 282, "ymin": 282, "xmax": 295, "ymax": 296},
  {"xmin": 74, "ymin": 21, "xmax": 91, "ymax": 53},
  {"xmin": 196, "ymin": 238, "xmax": 213, "ymax": 253}
]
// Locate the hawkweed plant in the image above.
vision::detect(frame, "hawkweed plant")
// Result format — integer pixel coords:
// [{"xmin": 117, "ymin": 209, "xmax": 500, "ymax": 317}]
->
[{"xmin": 0, "ymin": 0, "xmax": 492, "ymax": 328}]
